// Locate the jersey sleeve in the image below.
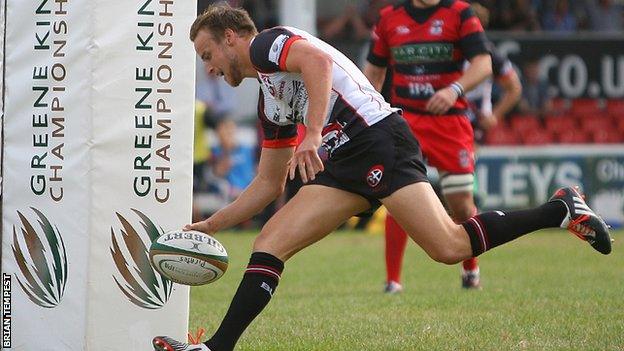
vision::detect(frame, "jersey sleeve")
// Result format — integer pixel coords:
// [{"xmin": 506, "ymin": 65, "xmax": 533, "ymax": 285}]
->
[
  {"xmin": 491, "ymin": 49, "xmax": 514, "ymax": 80},
  {"xmin": 366, "ymin": 7, "xmax": 392, "ymax": 67},
  {"xmin": 457, "ymin": 5, "xmax": 488, "ymax": 60},
  {"xmin": 249, "ymin": 27, "xmax": 304, "ymax": 73},
  {"xmin": 257, "ymin": 88, "xmax": 298, "ymax": 148}
]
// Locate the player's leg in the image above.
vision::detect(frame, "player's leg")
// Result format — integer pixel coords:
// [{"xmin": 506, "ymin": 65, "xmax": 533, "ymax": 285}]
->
[
  {"xmin": 419, "ymin": 115, "xmax": 481, "ymax": 288},
  {"xmin": 382, "ymin": 182, "xmax": 612, "ymax": 265},
  {"xmin": 384, "ymin": 214, "xmax": 407, "ymax": 293},
  {"xmin": 381, "ymin": 112, "xmax": 433, "ymax": 292},
  {"xmin": 202, "ymin": 185, "xmax": 370, "ymax": 351},
  {"xmin": 439, "ymin": 173, "xmax": 480, "ymax": 288}
]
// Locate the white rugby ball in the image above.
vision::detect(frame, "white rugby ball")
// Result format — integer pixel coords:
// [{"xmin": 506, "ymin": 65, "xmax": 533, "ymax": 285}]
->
[{"xmin": 149, "ymin": 230, "xmax": 228, "ymax": 286}]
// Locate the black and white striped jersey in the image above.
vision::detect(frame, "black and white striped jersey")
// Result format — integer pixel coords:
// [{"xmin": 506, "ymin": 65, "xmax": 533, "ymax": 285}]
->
[{"xmin": 250, "ymin": 26, "xmax": 398, "ymax": 154}]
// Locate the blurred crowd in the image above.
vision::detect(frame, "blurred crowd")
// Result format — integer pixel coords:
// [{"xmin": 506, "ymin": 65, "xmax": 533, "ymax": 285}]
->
[{"xmin": 192, "ymin": 0, "xmax": 624, "ymax": 222}]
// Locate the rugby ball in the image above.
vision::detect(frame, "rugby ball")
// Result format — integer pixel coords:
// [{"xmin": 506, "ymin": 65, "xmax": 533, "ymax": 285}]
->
[{"xmin": 149, "ymin": 230, "xmax": 228, "ymax": 286}]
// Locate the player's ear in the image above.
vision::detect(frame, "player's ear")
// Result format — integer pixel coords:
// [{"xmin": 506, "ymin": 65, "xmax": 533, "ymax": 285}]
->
[{"xmin": 224, "ymin": 28, "xmax": 235, "ymax": 46}]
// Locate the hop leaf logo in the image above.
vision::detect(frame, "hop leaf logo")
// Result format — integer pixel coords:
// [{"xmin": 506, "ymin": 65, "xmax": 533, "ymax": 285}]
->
[
  {"xmin": 110, "ymin": 209, "xmax": 173, "ymax": 309},
  {"xmin": 11, "ymin": 208, "xmax": 68, "ymax": 308}
]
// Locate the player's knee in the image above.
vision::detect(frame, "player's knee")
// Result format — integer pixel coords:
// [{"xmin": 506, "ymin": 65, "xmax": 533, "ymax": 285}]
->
[
  {"xmin": 427, "ymin": 247, "xmax": 463, "ymax": 265},
  {"xmin": 451, "ymin": 204, "xmax": 476, "ymax": 222},
  {"xmin": 253, "ymin": 227, "xmax": 295, "ymax": 262}
]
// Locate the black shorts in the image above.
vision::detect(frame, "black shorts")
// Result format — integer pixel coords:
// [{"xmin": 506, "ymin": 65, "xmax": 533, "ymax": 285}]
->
[{"xmin": 308, "ymin": 112, "xmax": 429, "ymax": 215}]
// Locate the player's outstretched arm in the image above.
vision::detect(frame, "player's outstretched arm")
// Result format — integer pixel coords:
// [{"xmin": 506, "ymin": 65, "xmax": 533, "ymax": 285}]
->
[{"xmin": 185, "ymin": 147, "xmax": 294, "ymax": 234}]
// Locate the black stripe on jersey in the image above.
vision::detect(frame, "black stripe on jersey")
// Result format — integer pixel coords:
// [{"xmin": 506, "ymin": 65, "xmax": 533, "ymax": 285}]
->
[
  {"xmin": 367, "ymin": 48, "xmax": 388, "ymax": 67},
  {"xmin": 250, "ymin": 27, "xmax": 292, "ymax": 73},
  {"xmin": 394, "ymin": 61, "xmax": 462, "ymax": 75},
  {"xmin": 459, "ymin": 6, "xmax": 476, "ymax": 23},
  {"xmin": 440, "ymin": 0, "xmax": 455, "ymax": 8},
  {"xmin": 459, "ymin": 31, "xmax": 488, "ymax": 60},
  {"xmin": 257, "ymin": 88, "xmax": 297, "ymax": 141}
]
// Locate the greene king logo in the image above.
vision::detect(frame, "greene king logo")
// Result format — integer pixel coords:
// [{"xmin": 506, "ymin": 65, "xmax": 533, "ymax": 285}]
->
[
  {"xmin": 110, "ymin": 209, "xmax": 172, "ymax": 309},
  {"xmin": 11, "ymin": 208, "xmax": 68, "ymax": 308}
]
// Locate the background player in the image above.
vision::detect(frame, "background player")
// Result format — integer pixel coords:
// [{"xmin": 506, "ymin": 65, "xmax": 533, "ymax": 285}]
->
[
  {"xmin": 466, "ymin": 3, "xmax": 522, "ymax": 146},
  {"xmin": 363, "ymin": 0, "xmax": 493, "ymax": 291}
]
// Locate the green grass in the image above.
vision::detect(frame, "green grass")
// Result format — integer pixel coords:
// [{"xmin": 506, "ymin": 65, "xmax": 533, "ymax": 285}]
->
[{"xmin": 190, "ymin": 229, "xmax": 624, "ymax": 351}]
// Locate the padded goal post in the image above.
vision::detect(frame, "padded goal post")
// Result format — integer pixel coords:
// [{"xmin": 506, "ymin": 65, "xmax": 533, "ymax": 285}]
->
[{"xmin": 1, "ymin": 0, "xmax": 196, "ymax": 349}]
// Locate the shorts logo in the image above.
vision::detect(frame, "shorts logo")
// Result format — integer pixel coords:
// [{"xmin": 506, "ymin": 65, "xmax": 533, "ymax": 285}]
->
[
  {"xmin": 458, "ymin": 149, "xmax": 471, "ymax": 169},
  {"xmin": 366, "ymin": 165, "xmax": 384, "ymax": 188}
]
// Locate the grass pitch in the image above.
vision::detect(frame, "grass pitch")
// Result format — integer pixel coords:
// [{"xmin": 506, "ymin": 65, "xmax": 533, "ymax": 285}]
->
[{"xmin": 190, "ymin": 229, "xmax": 624, "ymax": 351}]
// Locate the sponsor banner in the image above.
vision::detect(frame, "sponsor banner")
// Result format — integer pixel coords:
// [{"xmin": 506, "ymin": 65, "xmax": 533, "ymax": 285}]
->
[
  {"xmin": 2, "ymin": 0, "xmax": 91, "ymax": 349},
  {"xmin": 88, "ymin": 0, "xmax": 195, "ymax": 349},
  {"xmin": 490, "ymin": 33, "xmax": 624, "ymax": 99},
  {"xmin": 476, "ymin": 146, "xmax": 624, "ymax": 227},
  {"xmin": 2, "ymin": 0, "xmax": 195, "ymax": 349}
]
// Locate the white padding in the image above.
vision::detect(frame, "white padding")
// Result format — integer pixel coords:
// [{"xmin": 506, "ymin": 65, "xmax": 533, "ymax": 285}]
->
[{"xmin": 440, "ymin": 173, "xmax": 474, "ymax": 194}]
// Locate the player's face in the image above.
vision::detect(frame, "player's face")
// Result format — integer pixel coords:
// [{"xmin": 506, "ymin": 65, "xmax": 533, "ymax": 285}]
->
[{"xmin": 194, "ymin": 29, "xmax": 244, "ymax": 87}]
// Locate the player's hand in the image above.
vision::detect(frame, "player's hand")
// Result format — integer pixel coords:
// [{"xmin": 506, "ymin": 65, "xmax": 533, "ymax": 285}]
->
[
  {"xmin": 479, "ymin": 112, "xmax": 498, "ymax": 130},
  {"xmin": 426, "ymin": 87, "xmax": 458, "ymax": 115},
  {"xmin": 288, "ymin": 133, "xmax": 324, "ymax": 183},
  {"xmin": 184, "ymin": 218, "xmax": 219, "ymax": 235}
]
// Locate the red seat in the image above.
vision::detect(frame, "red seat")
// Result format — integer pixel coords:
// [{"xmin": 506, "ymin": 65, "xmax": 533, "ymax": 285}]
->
[
  {"xmin": 551, "ymin": 98, "xmax": 570, "ymax": 114},
  {"xmin": 522, "ymin": 129, "xmax": 554, "ymax": 145},
  {"xmin": 557, "ymin": 129, "xmax": 589, "ymax": 144},
  {"xmin": 606, "ymin": 99, "xmax": 624, "ymax": 116},
  {"xmin": 570, "ymin": 98, "xmax": 603, "ymax": 117},
  {"xmin": 579, "ymin": 117, "xmax": 613, "ymax": 134},
  {"xmin": 544, "ymin": 115, "xmax": 577, "ymax": 133},
  {"xmin": 485, "ymin": 126, "xmax": 521, "ymax": 145},
  {"xmin": 509, "ymin": 114, "xmax": 541, "ymax": 134},
  {"xmin": 591, "ymin": 129, "xmax": 623, "ymax": 144},
  {"xmin": 616, "ymin": 116, "xmax": 624, "ymax": 133}
]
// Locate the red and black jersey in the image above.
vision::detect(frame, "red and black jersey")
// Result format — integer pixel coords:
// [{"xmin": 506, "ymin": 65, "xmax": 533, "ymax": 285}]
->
[{"xmin": 367, "ymin": 0, "xmax": 489, "ymax": 116}]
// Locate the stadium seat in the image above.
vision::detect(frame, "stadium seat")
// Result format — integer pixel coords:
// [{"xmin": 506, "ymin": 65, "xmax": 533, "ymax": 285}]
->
[
  {"xmin": 591, "ymin": 129, "xmax": 623, "ymax": 144},
  {"xmin": 544, "ymin": 115, "xmax": 577, "ymax": 133},
  {"xmin": 570, "ymin": 98, "xmax": 604, "ymax": 117},
  {"xmin": 579, "ymin": 116, "xmax": 612, "ymax": 134},
  {"xmin": 509, "ymin": 114, "xmax": 541, "ymax": 134},
  {"xmin": 522, "ymin": 129, "xmax": 554, "ymax": 145},
  {"xmin": 551, "ymin": 98, "xmax": 569, "ymax": 113},
  {"xmin": 485, "ymin": 125, "xmax": 520, "ymax": 145},
  {"xmin": 557, "ymin": 129, "xmax": 590, "ymax": 144},
  {"xmin": 606, "ymin": 99, "xmax": 624, "ymax": 117},
  {"xmin": 616, "ymin": 116, "xmax": 624, "ymax": 133}
]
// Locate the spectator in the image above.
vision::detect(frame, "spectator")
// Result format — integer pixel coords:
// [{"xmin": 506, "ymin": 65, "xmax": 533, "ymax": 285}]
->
[
  {"xmin": 518, "ymin": 58, "xmax": 553, "ymax": 117},
  {"xmin": 316, "ymin": 0, "xmax": 371, "ymax": 61},
  {"xmin": 490, "ymin": 0, "xmax": 540, "ymax": 31},
  {"xmin": 193, "ymin": 63, "xmax": 238, "ymax": 221},
  {"xmin": 210, "ymin": 120, "xmax": 256, "ymax": 201},
  {"xmin": 467, "ymin": 4, "xmax": 522, "ymax": 143},
  {"xmin": 542, "ymin": 0, "xmax": 577, "ymax": 32},
  {"xmin": 586, "ymin": 0, "xmax": 624, "ymax": 33}
]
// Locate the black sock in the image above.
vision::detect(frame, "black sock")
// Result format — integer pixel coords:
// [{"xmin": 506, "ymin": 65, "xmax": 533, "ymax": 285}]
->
[
  {"xmin": 462, "ymin": 201, "xmax": 566, "ymax": 256},
  {"xmin": 204, "ymin": 252, "xmax": 284, "ymax": 351}
]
